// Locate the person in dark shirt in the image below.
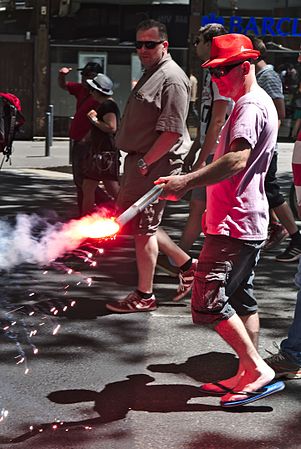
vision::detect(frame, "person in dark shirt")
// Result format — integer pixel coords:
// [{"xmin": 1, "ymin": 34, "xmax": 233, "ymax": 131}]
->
[
  {"xmin": 58, "ymin": 62, "xmax": 110, "ymax": 216},
  {"xmin": 82, "ymin": 73, "xmax": 120, "ymax": 215}
]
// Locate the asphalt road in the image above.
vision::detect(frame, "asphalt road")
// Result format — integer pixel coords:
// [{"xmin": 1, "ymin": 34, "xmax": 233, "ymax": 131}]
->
[{"xmin": 0, "ymin": 142, "xmax": 300, "ymax": 449}]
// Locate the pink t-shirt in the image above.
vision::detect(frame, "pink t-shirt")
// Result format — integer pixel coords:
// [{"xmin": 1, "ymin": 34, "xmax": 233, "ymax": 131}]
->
[
  {"xmin": 206, "ymin": 88, "xmax": 278, "ymax": 241},
  {"xmin": 66, "ymin": 82, "xmax": 98, "ymax": 141}
]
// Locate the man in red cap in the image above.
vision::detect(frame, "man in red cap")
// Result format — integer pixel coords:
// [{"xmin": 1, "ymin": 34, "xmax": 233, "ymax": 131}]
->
[{"xmin": 155, "ymin": 33, "xmax": 285, "ymax": 407}]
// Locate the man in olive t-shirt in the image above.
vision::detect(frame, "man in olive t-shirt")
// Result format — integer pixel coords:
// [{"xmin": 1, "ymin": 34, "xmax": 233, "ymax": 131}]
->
[{"xmin": 106, "ymin": 19, "xmax": 193, "ymax": 313}]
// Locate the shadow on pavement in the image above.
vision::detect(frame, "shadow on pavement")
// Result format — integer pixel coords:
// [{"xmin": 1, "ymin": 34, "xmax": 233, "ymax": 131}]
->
[
  {"xmin": 147, "ymin": 351, "xmax": 239, "ymax": 383},
  {"xmin": 0, "ymin": 170, "xmax": 77, "ymax": 219},
  {"xmin": 8, "ymin": 372, "xmax": 272, "ymax": 445}
]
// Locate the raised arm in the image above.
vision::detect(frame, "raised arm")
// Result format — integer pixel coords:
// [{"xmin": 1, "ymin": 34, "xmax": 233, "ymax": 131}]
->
[{"xmin": 58, "ymin": 67, "xmax": 72, "ymax": 90}]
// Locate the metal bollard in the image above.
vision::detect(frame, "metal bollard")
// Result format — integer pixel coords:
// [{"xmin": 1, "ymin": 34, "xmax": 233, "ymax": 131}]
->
[
  {"xmin": 48, "ymin": 104, "xmax": 54, "ymax": 147},
  {"xmin": 45, "ymin": 112, "xmax": 51, "ymax": 156},
  {"xmin": 69, "ymin": 116, "xmax": 74, "ymax": 164},
  {"xmin": 69, "ymin": 138, "xmax": 73, "ymax": 165}
]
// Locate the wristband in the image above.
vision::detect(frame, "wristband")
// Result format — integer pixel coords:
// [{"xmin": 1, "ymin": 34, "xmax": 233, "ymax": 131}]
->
[{"xmin": 137, "ymin": 158, "xmax": 148, "ymax": 175}]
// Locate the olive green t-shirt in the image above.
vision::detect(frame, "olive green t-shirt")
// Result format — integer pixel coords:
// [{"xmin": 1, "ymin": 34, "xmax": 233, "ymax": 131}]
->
[{"xmin": 116, "ymin": 53, "xmax": 191, "ymax": 157}]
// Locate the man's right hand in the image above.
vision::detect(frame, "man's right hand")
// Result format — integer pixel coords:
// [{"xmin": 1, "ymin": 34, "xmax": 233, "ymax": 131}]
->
[
  {"xmin": 154, "ymin": 175, "xmax": 189, "ymax": 201},
  {"xmin": 59, "ymin": 67, "xmax": 72, "ymax": 75},
  {"xmin": 87, "ymin": 110, "xmax": 97, "ymax": 121}
]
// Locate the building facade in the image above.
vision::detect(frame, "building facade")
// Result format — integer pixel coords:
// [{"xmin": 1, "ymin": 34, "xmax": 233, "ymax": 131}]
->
[{"xmin": 0, "ymin": 0, "xmax": 300, "ymax": 139}]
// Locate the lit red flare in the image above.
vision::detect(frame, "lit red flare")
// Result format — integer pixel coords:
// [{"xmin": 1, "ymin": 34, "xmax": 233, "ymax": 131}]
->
[
  {"xmin": 68, "ymin": 215, "xmax": 120, "ymax": 240},
  {"xmin": 64, "ymin": 184, "xmax": 164, "ymax": 242}
]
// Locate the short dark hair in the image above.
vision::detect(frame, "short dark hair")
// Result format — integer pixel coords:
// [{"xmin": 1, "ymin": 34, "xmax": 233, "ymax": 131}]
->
[
  {"xmin": 136, "ymin": 19, "xmax": 168, "ymax": 41},
  {"xmin": 198, "ymin": 23, "xmax": 227, "ymax": 43},
  {"xmin": 251, "ymin": 37, "xmax": 267, "ymax": 61}
]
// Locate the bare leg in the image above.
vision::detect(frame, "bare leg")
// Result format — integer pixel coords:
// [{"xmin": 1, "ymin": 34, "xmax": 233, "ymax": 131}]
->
[
  {"xmin": 240, "ymin": 312, "xmax": 260, "ymax": 349},
  {"xmin": 157, "ymin": 227, "xmax": 190, "ymax": 267},
  {"xmin": 214, "ymin": 314, "xmax": 274, "ymax": 402},
  {"xmin": 269, "ymin": 209, "xmax": 278, "ymax": 222},
  {"xmin": 103, "ymin": 179, "xmax": 120, "ymax": 200},
  {"xmin": 273, "ymin": 201, "xmax": 298, "ymax": 235},
  {"xmin": 179, "ymin": 198, "xmax": 205, "ymax": 252},
  {"xmin": 292, "ymin": 118, "xmax": 301, "ymax": 138},
  {"xmin": 82, "ymin": 178, "xmax": 99, "ymax": 215},
  {"xmin": 135, "ymin": 234, "xmax": 158, "ymax": 293},
  {"xmin": 201, "ymin": 312, "xmax": 261, "ymax": 393}
]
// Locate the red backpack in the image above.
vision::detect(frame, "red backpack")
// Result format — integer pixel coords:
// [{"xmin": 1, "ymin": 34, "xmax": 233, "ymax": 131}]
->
[{"xmin": 0, "ymin": 92, "xmax": 25, "ymax": 166}]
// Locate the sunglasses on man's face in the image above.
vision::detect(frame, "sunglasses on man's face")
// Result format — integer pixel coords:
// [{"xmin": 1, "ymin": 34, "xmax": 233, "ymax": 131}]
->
[
  {"xmin": 209, "ymin": 62, "xmax": 243, "ymax": 79},
  {"xmin": 193, "ymin": 37, "xmax": 201, "ymax": 46},
  {"xmin": 135, "ymin": 40, "xmax": 164, "ymax": 49},
  {"xmin": 81, "ymin": 72, "xmax": 97, "ymax": 78}
]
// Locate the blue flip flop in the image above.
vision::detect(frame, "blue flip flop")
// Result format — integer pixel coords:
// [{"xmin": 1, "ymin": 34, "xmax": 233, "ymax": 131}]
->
[
  {"xmin": 220, "ymin": 380, "xmax": 285, "ymax": 408},
  {"xmin": 200, "ymin": 382, "xmax": 233, "ymax": 396}
]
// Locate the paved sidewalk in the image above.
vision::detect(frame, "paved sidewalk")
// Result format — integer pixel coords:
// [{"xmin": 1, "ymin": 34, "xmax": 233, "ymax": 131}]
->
[
  {"xmin": 1, "ymin": 139, "xmax": 71, "ymax": 170},
  {"xmin": 1, "ymin": 139, "xmax": 295, "ymax": 172}
]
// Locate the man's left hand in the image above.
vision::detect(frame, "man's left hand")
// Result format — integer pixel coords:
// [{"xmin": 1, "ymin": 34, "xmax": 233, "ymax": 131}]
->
[
  {"xmin": 183, "ymin": 152, "xmax": 195, "ymax": 173},
  {"xmin": 154, "ymin": 175, "xmax": 188, "ymax": 201}
]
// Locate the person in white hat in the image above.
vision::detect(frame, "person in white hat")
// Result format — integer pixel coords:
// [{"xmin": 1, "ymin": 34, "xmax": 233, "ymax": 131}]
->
[
  {"xmin": 155, "ymin": 33, "xmax": 285, "ymax": 407},
  {"xmin": 81, "ymin": 73, "xmax": 120, "ymax": 214},
  {"xmin": 58, "ymin": 62, "xmax": 108, "ymax": 216}
]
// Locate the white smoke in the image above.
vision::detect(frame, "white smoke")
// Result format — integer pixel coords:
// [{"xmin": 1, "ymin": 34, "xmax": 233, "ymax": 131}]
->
[{"xmin": 0, "ymin": 214, "xmax": 87, "ymax": 271}]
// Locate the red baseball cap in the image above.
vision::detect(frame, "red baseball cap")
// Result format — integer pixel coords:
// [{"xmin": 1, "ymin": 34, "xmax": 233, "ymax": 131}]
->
[{"xmin": 202, "ymin": 34, "xmax": 260, "ymax": 68}]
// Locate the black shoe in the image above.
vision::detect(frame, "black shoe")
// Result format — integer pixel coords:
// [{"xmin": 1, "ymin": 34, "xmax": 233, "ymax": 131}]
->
[
  {"xmin": 275, "ymin": 240, "xmax": 301, "ymax": 262},
  {"xmin": 156, "ymin": 255, "xmax": 179, "ymax": 277},
  {"xmin": 265, "ymin": 349, "xmax": 301, "ymax": 379}
]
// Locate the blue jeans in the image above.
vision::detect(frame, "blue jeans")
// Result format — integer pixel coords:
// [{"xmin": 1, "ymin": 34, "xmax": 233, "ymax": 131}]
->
[{"xmin": 280, "ymin": 258, "xmax": 301, "ymax": 365}]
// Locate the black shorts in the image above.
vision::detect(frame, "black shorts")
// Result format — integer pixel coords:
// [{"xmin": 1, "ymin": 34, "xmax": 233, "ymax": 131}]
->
[{"xmin": 265, "ymin": 152, "xmax": 285, "ymax": 209}]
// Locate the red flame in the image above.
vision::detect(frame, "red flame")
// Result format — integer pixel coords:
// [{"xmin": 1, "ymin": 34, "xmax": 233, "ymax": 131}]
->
[{"xmin": 69, "ymin": 215, "xmax": 120, "ymax": 240}]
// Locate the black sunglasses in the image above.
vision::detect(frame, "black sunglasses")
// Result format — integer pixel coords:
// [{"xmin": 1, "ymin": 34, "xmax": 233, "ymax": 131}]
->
[
  {"xmin": 193, "ymin": 37, "xmax": 200, "ymax": 46},
  {"xmin": 209, "ymin": 62, "xmax": 243, "ymax": 79},
  {"xmin": 81, "ymin": 71, "xmax": 98, "ymax": 77},
  {"xmin": 135, "ymin": 40, "xmax": 164, "ymax": 49}
]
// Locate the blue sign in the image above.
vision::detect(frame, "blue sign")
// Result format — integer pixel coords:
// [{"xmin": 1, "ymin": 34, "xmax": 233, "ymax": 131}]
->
[{"xmin": 202, "ymin": 13, "xmax": 301, "ymax": 37}]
